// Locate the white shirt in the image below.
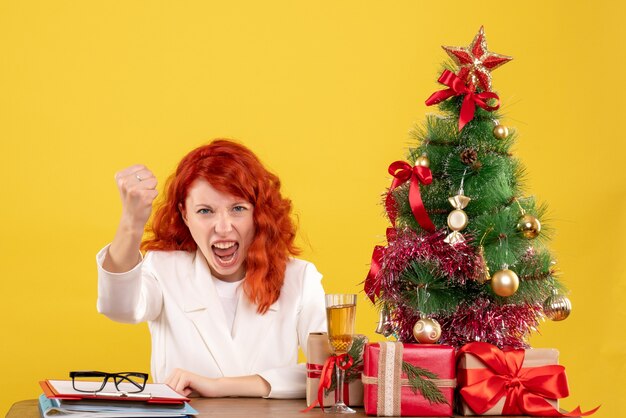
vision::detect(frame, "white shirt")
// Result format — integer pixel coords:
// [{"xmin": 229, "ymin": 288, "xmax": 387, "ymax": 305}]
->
[
  {"xmin": 96, "ymin": 246, "xmax": 327, "ymax": 398},
  {"xmin": 212, "ymin": 277, "xmax": 244, "ymax": 335}
]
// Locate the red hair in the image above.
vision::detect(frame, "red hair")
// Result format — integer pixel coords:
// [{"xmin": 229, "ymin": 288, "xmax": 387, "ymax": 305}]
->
[{"xmin": 141, "ymin": 139, "xmax": 300, "ymax": 314}]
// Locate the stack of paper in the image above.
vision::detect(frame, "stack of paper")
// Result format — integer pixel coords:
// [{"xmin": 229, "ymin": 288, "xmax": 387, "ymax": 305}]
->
[
  {"xmin": 38, "ymin": 380, "xmax": 198, "ymax": 417},
  {"xmin": 38, "ymin": 394, "xmax": 198, "ymax": 417}
]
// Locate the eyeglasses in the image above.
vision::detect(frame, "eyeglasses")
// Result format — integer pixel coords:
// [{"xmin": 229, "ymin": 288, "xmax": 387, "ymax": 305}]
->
[{"xmin": 69, "ymin": 371, "xmax": 148, "ymax": 394}]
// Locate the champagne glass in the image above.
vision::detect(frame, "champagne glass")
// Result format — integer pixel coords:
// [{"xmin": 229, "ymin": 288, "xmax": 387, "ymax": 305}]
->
[{"xmin": 325, "ymin": 294, "xmax": 357, "ymax": 414}]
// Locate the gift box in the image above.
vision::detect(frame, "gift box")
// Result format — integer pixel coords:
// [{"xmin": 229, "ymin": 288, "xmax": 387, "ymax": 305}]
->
[
  {"xmin": 457, "ymin": 342, "xmax": 563, "ymax": 416},
  {"xmin": 305, "ymin": 333, "xmax": 367, "ymax": 408},
  {"xmin": 362, "ymin": 342, "xmax": 455, "ymax": 417}
]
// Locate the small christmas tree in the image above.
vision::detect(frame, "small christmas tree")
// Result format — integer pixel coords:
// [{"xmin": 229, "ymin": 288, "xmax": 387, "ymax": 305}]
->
[{"xmin": 365, "ymin": 27, "xmax": 572, "ymax": 349}]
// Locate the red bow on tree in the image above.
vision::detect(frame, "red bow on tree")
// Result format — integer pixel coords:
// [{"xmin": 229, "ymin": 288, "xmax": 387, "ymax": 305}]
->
[
  {"xmin": 385, "ymin": 161, "xmax": 436, "ymax": 232},
  {"xmin": 364, "ymin": 228, "xmax": 396, "ymax": 303},
  {"xmin": 457, "ymin": 342, "xmax": 600, "ymax": 417},
  {"xmin": 425, "ymin": 70, "xmax": 500, "ymax": 131},
  {"xmin": 364, "ymin": 162, "xmax": 435, "ymax": 304}
]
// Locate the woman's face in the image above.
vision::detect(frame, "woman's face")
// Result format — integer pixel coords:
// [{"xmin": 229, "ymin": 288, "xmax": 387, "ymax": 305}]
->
[{"xmin": 181, "ymin": 178, "xmax": 255, "ymax": 282}]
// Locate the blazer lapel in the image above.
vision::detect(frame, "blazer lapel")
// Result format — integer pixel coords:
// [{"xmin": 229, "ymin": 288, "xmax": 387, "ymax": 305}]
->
[
  {"xmin": 231, "ymin": 292, "xmax": 280, "ymax": 371},
  {"xmin": 183, "ymin": 250, "xmax": 244, "ymax": 376}
]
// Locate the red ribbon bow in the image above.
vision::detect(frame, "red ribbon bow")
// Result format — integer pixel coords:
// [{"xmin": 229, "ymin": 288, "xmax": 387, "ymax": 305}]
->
[
  {"xmin": 302, "ymin": 354, "xmax": 354, "ymax": 412},
  {"xmin": 458, "ymin": 342, "xmax": 600, "ymax": 417},
  {"xmin": 364, "ymin": 228, "xmax": 396, "ymax": 303},
  {"xmin": 386, "ymin": 161, "xmax": 436, "ymax": 232},
  {"xmin": 425, "ymin": 70, "xmax": 500, "ymax": 131},
  {"xmin": 364, "ymin": 245, "xmax": 385, "ymax": 304},
  {"xmin": 364, "ymin": 161, "xmax": 435, "ymax": 304}
]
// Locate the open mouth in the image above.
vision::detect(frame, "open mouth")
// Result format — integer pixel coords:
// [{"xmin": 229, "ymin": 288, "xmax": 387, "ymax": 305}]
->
[{"xmin": 211, "ymin": 241, "xmax": 239, "ymax": 267}]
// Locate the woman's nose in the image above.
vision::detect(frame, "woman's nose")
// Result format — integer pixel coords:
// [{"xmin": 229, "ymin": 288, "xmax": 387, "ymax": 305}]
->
[{"xmin": 214, "ymin": 212, "xmax": 233, "ymax": 234}]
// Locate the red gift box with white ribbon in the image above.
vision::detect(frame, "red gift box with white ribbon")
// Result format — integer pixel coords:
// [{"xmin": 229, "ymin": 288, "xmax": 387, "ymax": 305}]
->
[{"xmin": 362, "ymin": 342, "xmax": 455, "ymax": 417}]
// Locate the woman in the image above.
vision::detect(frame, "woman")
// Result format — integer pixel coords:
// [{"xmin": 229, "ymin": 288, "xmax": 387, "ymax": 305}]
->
[{"xmin": 96, "ymin": 139, "xmax": 327, "ymax": 398}]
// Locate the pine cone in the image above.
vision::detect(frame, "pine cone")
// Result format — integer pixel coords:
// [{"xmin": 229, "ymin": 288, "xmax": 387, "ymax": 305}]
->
[{"xmin": 460, "ymin": 148, "xmax": 478, "ymax": 165}]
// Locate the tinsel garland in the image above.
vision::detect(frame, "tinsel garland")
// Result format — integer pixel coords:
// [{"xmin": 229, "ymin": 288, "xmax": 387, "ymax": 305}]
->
[
  {"xmin": 378, "ymin": 228, "xmax": 479, "ymax": 298},
  {"xmin": 392, "ymin": 299, "xmax": 542, "ymax": 349},
  {"xmin": 436, "ymin": 299, "xmax": 542, "ymax": 349},
  {"xmin": 376, "ymin": 229, "xmax": 543, "ymax": 349}
]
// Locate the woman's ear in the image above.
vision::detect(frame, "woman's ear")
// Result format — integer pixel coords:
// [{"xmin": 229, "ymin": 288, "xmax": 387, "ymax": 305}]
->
[{"xmin": 178, "ymin": 202, "xmax": 189, "ymax": 226}]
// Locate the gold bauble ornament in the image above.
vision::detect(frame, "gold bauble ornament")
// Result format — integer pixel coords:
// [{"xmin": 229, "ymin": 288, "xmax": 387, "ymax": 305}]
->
[
  {"xmin": 414, "ymin": 154, "xmax": 430, "ymax": 168},
  {"xmin": 493, "ymin": 124, "xmax": 509, "ymax": 139},
  {"xmin": 412, "ymin": 317, "xmax": 442, "ymax": 344},
  {"xmin": 490, "ymin": 269, "xmax": 519, "ymax": 297},
  {"xmin": 543, "ymin": 292, "xmax": 572, "ymax": 321},
  {"xmin": 517, "ymin": 214, "xmax": 541, "ymax": 239}
]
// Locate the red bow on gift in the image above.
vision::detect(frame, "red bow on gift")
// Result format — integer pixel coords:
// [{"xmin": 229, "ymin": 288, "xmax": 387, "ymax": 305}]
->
[
  {"xmin": 425, "ymin": 70, "xmax": 500, "ymax": 131},
  {"xmin": 301, "ymin": 354, "xmax": 354, "ymax": 412},
  {"xmin": 457, "ymin": 342, "xmax": 600, "ymax": 417}
]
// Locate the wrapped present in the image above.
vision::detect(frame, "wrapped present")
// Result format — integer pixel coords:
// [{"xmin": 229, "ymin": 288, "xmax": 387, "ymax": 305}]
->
[
  {"xmin": 362, "ymin": 342, "xmax": 455, "ymax": 417},
  {"xmin": 305, "ymin": 333, "xmax": 367, "ymax": 408},
  {"xmin": 457, "ymin": 342, "xmax": 600, "ymax": 417}
]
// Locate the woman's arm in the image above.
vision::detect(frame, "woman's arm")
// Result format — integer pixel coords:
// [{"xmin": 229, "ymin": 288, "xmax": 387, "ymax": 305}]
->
[
  {"xmin": 97, "ymin": 164, "xmax": 162, "ymax": 323},
  {"xmin": 166, "ymin": 369, "xmax": 270, "ymax": 398},
  {"xmin": 103, "ymin": 164, "xmax": 158, "ymax": 273},
  {"xmin": 96, "ymin": 246, "xmax": 163, "ymax": 323}
]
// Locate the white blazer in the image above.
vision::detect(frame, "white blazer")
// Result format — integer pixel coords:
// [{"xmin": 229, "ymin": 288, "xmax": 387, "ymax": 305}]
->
[{"xmin": 96, "ymin": 246, "xmax": 327, "ymax": 398}]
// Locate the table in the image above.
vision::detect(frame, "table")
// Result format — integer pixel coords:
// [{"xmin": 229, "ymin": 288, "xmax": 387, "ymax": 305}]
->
[
  {"xmin": 8, "ymin": 398, "xmax": 329, "ymax": 417},
  {"xmin": 6, "ymin": 398, "xmax": 574, "ymax": 417}
]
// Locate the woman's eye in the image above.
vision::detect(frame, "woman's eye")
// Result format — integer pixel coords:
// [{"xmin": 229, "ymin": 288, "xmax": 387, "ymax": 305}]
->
[
  {"xmin": 197, "ymin": 208, "xmax": 212, "ymax": 214},
  {"xmin": 233, "ymin": 205, "xmax": 247, "ymax": 212}
]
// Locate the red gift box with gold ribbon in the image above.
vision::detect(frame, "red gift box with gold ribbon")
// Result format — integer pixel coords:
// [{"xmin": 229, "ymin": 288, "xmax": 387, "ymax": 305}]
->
[
  {"xmin": 305, "ymin": 333, "xmax": 366, "ymax": 408},
  {"xmin": 457, "ymin": 342, "xmax": 599, "ymax": 417},
  {"xmin": 362, "ymin": 342, "xmax": 456, "ymax": 417}
]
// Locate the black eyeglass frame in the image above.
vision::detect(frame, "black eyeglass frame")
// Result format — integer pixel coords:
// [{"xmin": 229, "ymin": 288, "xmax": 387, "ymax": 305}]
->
[{"xmin": 69, "ymin": 371, "xmax": 149, "ymax": 394}]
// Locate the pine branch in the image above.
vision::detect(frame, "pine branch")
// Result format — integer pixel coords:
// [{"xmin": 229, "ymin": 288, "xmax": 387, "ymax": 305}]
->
[
  {"xmin": 343, "ymin": 337, "xmax": 366, "ymax": 384},
  {"xmin": 496, "ymin": 249, "xmax": 566, "ymax": 305},
  {"xmin": 400, "ymin": 260, "xmax": 469, "ymax": 316},
  {"xmin": 401, "ymin": 362, "xmax": 449, "ymax": 405}
]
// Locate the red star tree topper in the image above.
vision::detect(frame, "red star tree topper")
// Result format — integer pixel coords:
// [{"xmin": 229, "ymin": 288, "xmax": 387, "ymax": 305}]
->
[{"xmin": 442, "ymin": 26, "xmax": 512, "ymax": 91}]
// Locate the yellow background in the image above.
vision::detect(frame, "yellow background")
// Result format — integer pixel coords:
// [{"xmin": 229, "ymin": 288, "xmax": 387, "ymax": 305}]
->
[{"xmin": 1, "ymin": 1, "xmax": 624, "ymax": 416}]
